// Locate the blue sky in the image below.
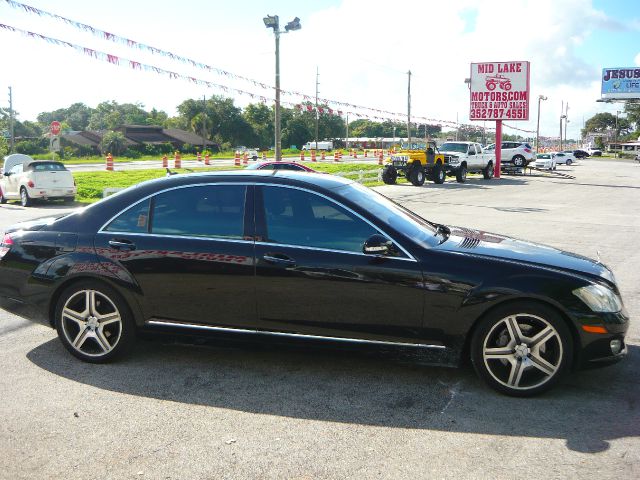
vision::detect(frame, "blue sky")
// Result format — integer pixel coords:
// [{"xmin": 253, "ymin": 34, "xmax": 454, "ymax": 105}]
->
[{"xmin": 1, "ymin": 0, "xmax": 638, "ymax": 140}]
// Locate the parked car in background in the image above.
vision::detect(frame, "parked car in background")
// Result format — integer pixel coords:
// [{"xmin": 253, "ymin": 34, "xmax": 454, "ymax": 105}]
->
[
  {"xmin": 573, "ymin": 149, "xmax": 590, "ymax": 159},
  {"xmin": 557, "ymin": 152, "xmax": 577, "ymax": 165},
  {"xmin": 484, "ymin": 141, "xmax": 535, "ymax": 170},
  {"xmin": 246, "ymin": 161, "xmax": 319, "ymax": 172},
  {"xmin": 0, "ymin": 170, "xmax": 628, "ymax": 396},
  {"xmin": 0, "ymin": 154, "xmax": 76, "ymax": 207},
  {"xmin": 587, "ymin": 147, "xmax": 602, "ymax": 157},
  {"xmin": 535, "ymin": 153, "xmax": 557, "ymax": 170},
  {"xmin": 302, "ymin": 141, "xmax": 334, "ymax": 151}
]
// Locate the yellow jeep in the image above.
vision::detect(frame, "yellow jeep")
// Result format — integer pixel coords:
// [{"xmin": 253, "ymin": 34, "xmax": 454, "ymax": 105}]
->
[{"xmin": 382, "ymin": 140, "xmax": 450, "ymax": 185}]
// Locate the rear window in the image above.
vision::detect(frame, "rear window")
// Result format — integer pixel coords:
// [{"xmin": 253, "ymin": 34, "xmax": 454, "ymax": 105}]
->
[{"xmin": 29, "ymin": 162, "xmax": 68, "ymax": 172}]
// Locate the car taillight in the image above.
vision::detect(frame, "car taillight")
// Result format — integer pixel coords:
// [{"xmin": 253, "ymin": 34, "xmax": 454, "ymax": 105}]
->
[
  {"xmin": 27, "ymin": 180, "xmax": 35, "ymax": 188},
  {"xmin": 0, "ymin": 233, "xmax": 14, "ymax": 259},
  {"xmin": 524, "ymin": 148, "xmax": 532, "ymax": 153}
]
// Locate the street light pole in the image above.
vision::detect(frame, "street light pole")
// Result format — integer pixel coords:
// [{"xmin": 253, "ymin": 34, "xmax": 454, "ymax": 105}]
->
[
  {"xmin": 536, "ymin": 95, "xmax": 547, "ymax": 153},
  {"xmin": 264, "ymin": 15, "xmax": 301, "ymax": 161},
  {"xmin": 615, "ymin": 110, "xmax": 621, "ymax": 158}
]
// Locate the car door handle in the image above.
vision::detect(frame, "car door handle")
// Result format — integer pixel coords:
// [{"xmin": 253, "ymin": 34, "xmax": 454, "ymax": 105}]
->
[
  {"xmin": 263, "ymin": 254, "xmax": 296, "ymax": 266},
  {"xmin": 108, "ymin": 239, "xmax": 136, "ymax": 251}
]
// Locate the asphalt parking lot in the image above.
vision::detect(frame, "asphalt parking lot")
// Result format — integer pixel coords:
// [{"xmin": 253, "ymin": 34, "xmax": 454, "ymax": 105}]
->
[{"xmin": 0, "ymin": 158, "xmax": 638, "ymax": 479}]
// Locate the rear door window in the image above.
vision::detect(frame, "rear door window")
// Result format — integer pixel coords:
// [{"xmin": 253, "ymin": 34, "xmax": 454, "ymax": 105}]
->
[{"xmin": 151, "ymin": 185, "xmax": 246, "ymax": 239}]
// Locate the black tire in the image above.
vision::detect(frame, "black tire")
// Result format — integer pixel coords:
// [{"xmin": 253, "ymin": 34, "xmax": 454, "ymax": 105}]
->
[
  {"xmin": 482, "ymin": 162, "xmax": 494, "ymax": 180},
  {"xmin": 455, "ymin": 165, "xmax": 467, "ymax": 183},
  {"xmin": 20, "ymin": 187, "xmax": 31, "ymax": 207},
  {"xmin": 382, "ymin": 166, "xmax": 397, "ymax": 185},
  {"xmin": 512, "ymin": 155, "xmax": 525, "ymax": 167},
  {"xmin": 470, "ymin": 302, "xmax": 573, "ymax": 397},
  {"xmin": 432, "ymin": 163, "xmax": 445, "ymax": 184},
  {"xmin": 55, "ymin": 280, "xmax": 136, "ymax": 363},
  {"xmin": 63, "ymin": 197, "xmax": 75, "ymax": 203},
  {"xmin": 409, "ymin": 166, "xmax": 426, "ymax": 186},
  {"xmin": 566, "ymin": 159, "xmax": 572, "ymax": 166}
]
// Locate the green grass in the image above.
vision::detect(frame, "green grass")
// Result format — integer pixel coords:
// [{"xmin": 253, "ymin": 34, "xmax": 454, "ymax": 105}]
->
[{"xmin": 72, "ymin": 162, "xmax": 387, "ymax": 203}]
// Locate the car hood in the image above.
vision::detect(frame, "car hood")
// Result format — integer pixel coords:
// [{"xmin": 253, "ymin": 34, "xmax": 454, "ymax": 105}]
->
[{"xmin": 434, "ymin": 226, "xmax": 615, "ymax": 283}]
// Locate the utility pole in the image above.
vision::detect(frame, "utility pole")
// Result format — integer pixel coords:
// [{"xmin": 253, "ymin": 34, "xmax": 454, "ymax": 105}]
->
[
  {"xmin": 407, "ymin": 70, "xmax": 411, "ymax": 145},
  {"xmin": 314, "ymin": 67, "xmax": 319, "ymax": 151},
  {"xmin": 559, "ymin": 100, "xmax": 564, "ymax": 151},
  {"xmin": 345, "ymin": 113, "xmax": 349, "ymax": 150},
  {"xmin": 202, "ymin": 95, "xmax": 206, "ymax": 153},
  {"xmin": 536, "ymin": 95, "xmax": 547, "ymax": 153},
  {"xmin": 564, "ymin": 102, "xmax": 569, "ymax": 149},
  {"xmin": 8, "ymin": 86, "xmax": 15, "ymax": 153}
]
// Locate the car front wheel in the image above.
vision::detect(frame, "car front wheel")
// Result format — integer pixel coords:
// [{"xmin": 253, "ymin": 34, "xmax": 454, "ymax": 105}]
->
[
  {"xmin": 382, "ymin": 166, "xmax": 397, "ymax": 185},
  {"xmin": 456, "ymin": 165, "xmax": 467, "ymax": 183},
  {"xmin": 55, "ymin": 281, "xmax": 136, "ymax": 363},
  {"xmin": 409, "ymin": 166, "xmax": 426, "ymax": 186},
  {"xmin": 471, "ymin": 302, "xmax": 572, "ymax": 396},
  {"xmin": 432, "ymin": 164, "xmax": 445, "ymax": 184}
]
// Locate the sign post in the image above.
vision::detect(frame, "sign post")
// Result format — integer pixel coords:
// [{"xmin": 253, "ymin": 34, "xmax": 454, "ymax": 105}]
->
[
  {"xmin": 469, "ymin": 61, "xmax": 530, "ymax": 178},
  {"xmin": 49, "ymin": 121, "xmax": 62, "ymax": 160}
]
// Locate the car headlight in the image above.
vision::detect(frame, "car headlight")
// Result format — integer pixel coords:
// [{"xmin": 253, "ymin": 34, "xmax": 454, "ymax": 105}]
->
[{"xmin": 573, "ymin": 284, "xmax": 622, "ymax": 312}]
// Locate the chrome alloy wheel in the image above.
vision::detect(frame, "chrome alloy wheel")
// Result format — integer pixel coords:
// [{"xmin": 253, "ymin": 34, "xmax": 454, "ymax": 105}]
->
[
  {"xmin": 482, "ymin": 314, "xmax": 563, "ymax": 391},
  {"xmin": 60, "ymin": 290, "xmax": 123, "ymax": 357}
]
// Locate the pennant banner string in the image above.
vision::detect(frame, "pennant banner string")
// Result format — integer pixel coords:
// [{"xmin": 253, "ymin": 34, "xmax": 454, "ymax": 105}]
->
[{"xmin": 0, "ymin": 20, "xmax": 535, "ymax": 133}]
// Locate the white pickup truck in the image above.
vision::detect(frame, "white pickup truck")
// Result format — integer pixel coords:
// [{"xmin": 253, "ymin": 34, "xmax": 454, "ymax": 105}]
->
[{"xmin": 438, "ymin": 141, "xmax": 495, "ymax": 182}]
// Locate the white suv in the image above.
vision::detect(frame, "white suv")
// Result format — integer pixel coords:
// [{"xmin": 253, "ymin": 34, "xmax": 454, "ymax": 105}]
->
[{"xmin": 484, "ymin": 141, "xmax": 535, "ymax": 170}]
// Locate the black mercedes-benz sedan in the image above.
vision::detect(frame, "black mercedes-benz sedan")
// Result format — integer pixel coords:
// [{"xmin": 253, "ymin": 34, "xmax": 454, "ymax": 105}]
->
[{"xmin": 0, "ymin": 171, "xmax": 629, "ymax": 396}]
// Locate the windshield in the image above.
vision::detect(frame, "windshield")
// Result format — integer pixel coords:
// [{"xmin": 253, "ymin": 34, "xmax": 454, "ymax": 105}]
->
[
  {"xmin": 400, "ymin": 141, "xmax": 427, "ymax": 150},
  {"xmin": 439, "ymin": 142, "xmax": 469, "ymax": 153},
  {"xmin": 537, "ymin": 154, "xmax": 551, "ymax": 159},
  {"xmin": 335, "ymin": 182, "xmax": 440, "ymax": 249}
]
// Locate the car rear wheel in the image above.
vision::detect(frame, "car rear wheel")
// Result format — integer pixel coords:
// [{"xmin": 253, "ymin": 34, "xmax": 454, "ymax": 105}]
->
[
  {"xmin": 382, "ymin": 166, "xmax": 397, "ymax": 185},
  {"xmin": 482, "ymin": 162, "xmax": 494, "ymax": 180},
  {"xmin": 20, "ymin": 187, "xmax": 31, "ymax": 207},
  {"xmin": 55, "ymin": 281, "xmax": 136, "ymax": 363},
  {"xmin": 409, "ymin": 166, "xmax": 426, "ymax": 186},
  {"xmin": 432, "ymin": 163, "xmax": 445, "ymax": 184},
  {"xmin": 471, "ymin": 302, "xmax": 572, "ymax": 396},
  {"xmin": 512, "ymin": 155, "xmax": 525, "ymax": 167},
  {"xmin": 456, "ymin": 165, "xmax": 467, "ymax": 183},
  {"xmin": 566, "ymin": 159, "xmax": 572, "ymax": 166}
]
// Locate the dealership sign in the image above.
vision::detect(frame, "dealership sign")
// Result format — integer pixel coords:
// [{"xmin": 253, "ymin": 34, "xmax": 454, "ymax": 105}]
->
[
  {"xmin": 469, "ymin": 61, "xmax": 530, "ymax": 121},
  {"xmin": 601, "ymin": 67, "xmax": 640, "ymax": 99}
]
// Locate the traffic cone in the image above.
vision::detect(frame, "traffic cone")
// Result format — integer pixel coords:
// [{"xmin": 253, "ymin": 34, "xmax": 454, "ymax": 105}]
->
[
  {"xmin": 234, "ymin": 152, "xmax": 240, "ymax": 166},
  {"xmin": 197, "ymin": 152, "xmax": 202, "ymax": 162},
  {"xmin": 321, "ymin": 151, "xmax": 326, "ymax": 161},
  {"xmin": 311, "ymin": 150, "xmax": 316, "ymax": 162},
  {"xmin": 378, "ymin": 151, "xmax": 384, "ymax": 165},
  {"xmin": 106, "ymin": 153, "xmax": 114, "ymax": 171},
  {"xmin": 300, "ymin": 150, "xmax": 305, "ymax": 161},
  {"xmin": 243, "ymin": 152, "xmax": 248, "ymax": 165},
  {"xmin": 174, "ymin": 152, "xmax": 181, "ymax": 169},
  {"xmin": 205, "ymin": 154, "xmax": 210, "ymax": 165},
  {"xmin": 162, "ymin": 154, "xmax": 168, "ymax": 168}
]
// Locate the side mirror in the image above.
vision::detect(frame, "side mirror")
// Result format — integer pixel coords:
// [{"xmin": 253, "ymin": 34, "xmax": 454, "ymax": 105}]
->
[
  {"xmin": 2, "ymin": 172, "xmax": 10, "ymax": 177},
  {"xmin": 363, "ymin": 234, "xmax": 394, "ymax": 255}
]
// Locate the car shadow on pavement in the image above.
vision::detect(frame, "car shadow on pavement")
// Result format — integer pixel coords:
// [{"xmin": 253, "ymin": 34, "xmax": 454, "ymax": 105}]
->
[
  {"xmin": 26, "ymin": 335, "xmax": 639, "ymax": 454},
  {"xmin": 398, "ymin": 177, "xmax": 529, "ymax": 189}
]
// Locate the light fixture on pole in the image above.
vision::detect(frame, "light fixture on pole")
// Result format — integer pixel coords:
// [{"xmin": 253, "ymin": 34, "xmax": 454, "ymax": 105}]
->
[
  {"xmin": 535, "ymin": 95, "xmax": 547, "ymax": 153},
  {"xmin": 263, "ymin": 15, "xmax": 301, "ymax": 161}
]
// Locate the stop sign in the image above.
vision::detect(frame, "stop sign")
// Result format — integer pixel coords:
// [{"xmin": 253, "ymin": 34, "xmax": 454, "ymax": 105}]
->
[{"xmin": 50, "ymin": 121, "xmax": 61, "ymax": 136}]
